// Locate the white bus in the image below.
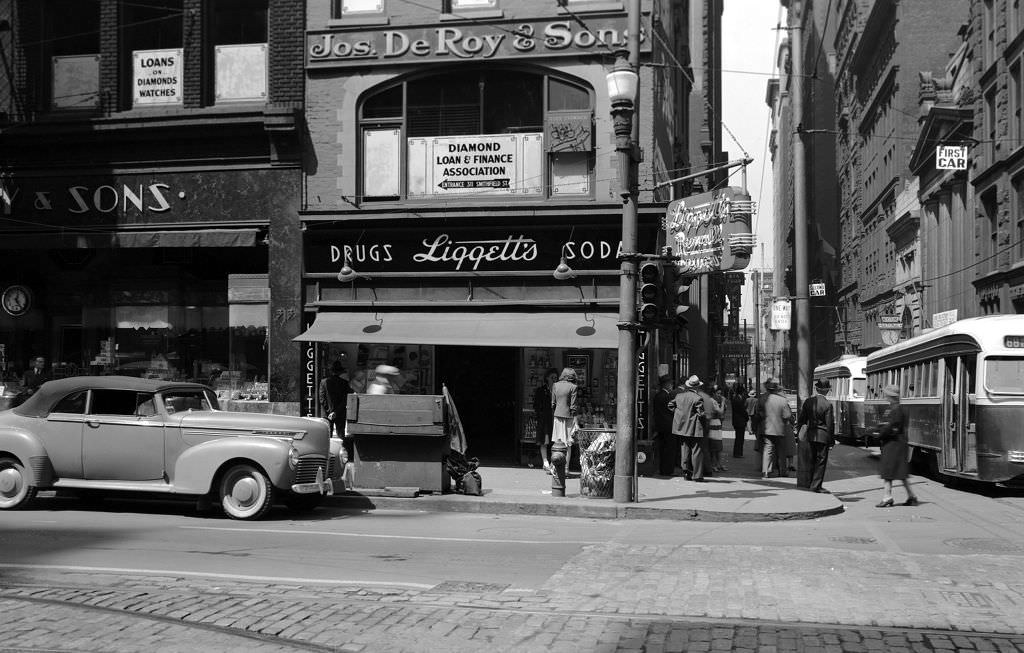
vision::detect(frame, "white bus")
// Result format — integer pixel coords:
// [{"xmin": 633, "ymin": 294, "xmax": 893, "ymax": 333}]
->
[
  {"xmin": 865, "ymin": 315, "xmax": 1024, "ymax": 486},
  {"xmin": 813, "ymin": 355, "xmax": 869, "ymax": 445}
]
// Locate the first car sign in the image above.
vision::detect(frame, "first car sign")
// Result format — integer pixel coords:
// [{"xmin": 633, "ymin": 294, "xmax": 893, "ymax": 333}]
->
[{"xmin": 936, "ymin": 145, "xmax": 968, "ymax": 170}]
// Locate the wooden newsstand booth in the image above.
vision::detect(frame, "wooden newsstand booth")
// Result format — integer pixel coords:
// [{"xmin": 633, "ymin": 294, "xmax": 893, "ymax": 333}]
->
[{"xmin": 345, "ymin": 393, "xmax": 451, "ymax": 493}]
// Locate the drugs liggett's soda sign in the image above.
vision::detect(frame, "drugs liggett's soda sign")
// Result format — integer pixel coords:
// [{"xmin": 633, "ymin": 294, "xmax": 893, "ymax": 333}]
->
[{"xmin": 664, "ymin": 187, "xmax": 754, "ymax": 274}]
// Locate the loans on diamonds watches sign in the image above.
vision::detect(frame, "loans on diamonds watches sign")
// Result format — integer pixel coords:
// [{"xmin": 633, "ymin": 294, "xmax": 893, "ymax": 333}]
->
[
  {"xmin": 133, "ymin": 49, "xmax": 183, "ymax": 106},
  {"xmin": 407, "ymin": 134, "xmax": 543, "ymax": 198}
]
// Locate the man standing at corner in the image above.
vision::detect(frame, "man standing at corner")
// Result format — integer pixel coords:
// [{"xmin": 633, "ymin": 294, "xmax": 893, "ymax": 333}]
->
[
  {"xmin": 796, "ymin": 378, "xmax": 835, "ymax": 492},
  {"xmin": 652, "ymin": 374, "xmax": 677, "ymax": 476},
  {"xmin": 22, "ymin": 356, "xmax": 49, "ymax": 396},
  {"xmin": 756, "ymin": 377, "xmax": 792, "ymax": 478},
  {"xmin": 669, "ymin": 375, "xmax": 706, "ymax": 481}
]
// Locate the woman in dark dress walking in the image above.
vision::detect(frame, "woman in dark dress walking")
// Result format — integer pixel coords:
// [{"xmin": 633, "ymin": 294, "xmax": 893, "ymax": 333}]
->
[{"xmin": 875, "ymin": 384, "xmax": 919, "ymax": 507}]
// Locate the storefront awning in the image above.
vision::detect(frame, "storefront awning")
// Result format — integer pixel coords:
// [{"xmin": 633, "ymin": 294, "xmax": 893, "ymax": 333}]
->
[
  {"xmin": 294, "ymin": 311, "xmax": 620, "ymax": 349},
  {"xmin": 0, "ymin": 229, "xmax": 258, "ymax": 249}
]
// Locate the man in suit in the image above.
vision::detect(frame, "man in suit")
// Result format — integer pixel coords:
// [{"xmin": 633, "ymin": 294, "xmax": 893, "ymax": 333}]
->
[
  {"xmin": 669, "ymin": 375, "xmax": 706, "ymax": 481},
  {"xmin": 22, "ymin": 356, "xmax": 49, "ymax": 395},
  {"xmin": 755, "ymin": 377, "xmax": 792, "ymax": 478},
  {"xmin": 652, "ymin": 374, "xmax": 677, "ymax": 476},
  {"xmin": 796, "ymin": 378, "xmax": 836, "ymax": 492}
]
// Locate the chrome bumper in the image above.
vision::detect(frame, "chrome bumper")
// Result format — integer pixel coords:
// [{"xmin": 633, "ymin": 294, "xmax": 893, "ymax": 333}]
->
[{"xmin": 291, "ymin": 467, "xmax": 334, "ymax": 495}]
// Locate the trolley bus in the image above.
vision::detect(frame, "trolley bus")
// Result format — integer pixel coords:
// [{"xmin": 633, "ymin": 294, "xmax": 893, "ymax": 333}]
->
[
  {"xmin": 864, "ymin": 315, "xmax": 1024, "ymax": 486},
  {"xmin": 812, "ymin": 355, "xmax": 869, "ymax": 445}
]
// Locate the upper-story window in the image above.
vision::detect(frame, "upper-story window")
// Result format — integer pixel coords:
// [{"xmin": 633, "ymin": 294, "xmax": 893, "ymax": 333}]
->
[
  {"xmin": 210, "ymin": 0, "xmax": 268, "ymax": 103},
  {"xmin": 123, "ymin": 0, "xmax": 184, "ymax": 109},
  {"xmin": 45, "ymin": 0, "xmax": 100, "ymax": 110},
  {"xmin": 359, "ymin": 69, "xmax": 594, "ymax": 202},
  {"xmin": 334, "ymin": 0, "xmax": 385, "ymax": 18},
  {"xmin": 983, "ymin": 0, "xmax": 996, "ymax": 69}
]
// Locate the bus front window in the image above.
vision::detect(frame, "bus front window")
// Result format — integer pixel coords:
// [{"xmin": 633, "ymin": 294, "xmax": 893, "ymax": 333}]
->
[
  {"xmin": 851, "ymin": 378, "xmax": 866, "ymax": 398},
  {"xmin": 984, "ymin": 357, "xmax": 1024, "ymax": 394}
]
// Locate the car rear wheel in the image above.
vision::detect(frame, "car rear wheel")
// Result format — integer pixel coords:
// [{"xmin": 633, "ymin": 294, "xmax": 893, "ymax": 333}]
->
[
  {"xmin": 0, "ymin": 456, "xmax": 37, "ymax": 510},
  {"xmin": 219, "ymin": 463, "xmax": 274, "ymax": 520}
]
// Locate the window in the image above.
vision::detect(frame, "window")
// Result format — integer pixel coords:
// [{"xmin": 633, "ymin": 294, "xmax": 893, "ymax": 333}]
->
[
  {"xmin": 123, "ymin": 0, "xmax": 184, "ymax": 109},
  {"xmin": 1015, "ymin": 176, "xmax": 1024, "ymax": 258},
  {"xmin": 985, "ymin": 357, "xmax": 1024, "ymax": 394},
  {"xmin": 985, "ymin": 85, "xmax": 997, "ymax": 162},
  {"xmin": 981, "ymin": 189, "xmax": 999, "ymax": 274},
  {"xmin": 89, "ymin": 390, "xmax": 152, "ymax": 416},
  {"xmin": 210, "ymin": 0, "xmax": 268, "ymax": 103},
  {"xmin": 359, "ymin": 70, "xmax": 594, "ymax": 201},
  {"xmin": 52, "ymin": 391, "xmax": 88, "ymax": 414},
  {"xmin": 1013, "ymin": 59, "xmax": 1024, "ymax": 150},
  {"xmin": 334, "ymin": 0, "xmax": 384, "ymax": 18},
  {"xmin": 163, "ymin": 389, "xmax": 219, "ymax": 412},
  {"xmin": 984, "ymin": 0, "xmax": 996, "ymax": 68},
  {"xmin": 45, "ymin": 0, "xmax": 101, "ymax": 109}
]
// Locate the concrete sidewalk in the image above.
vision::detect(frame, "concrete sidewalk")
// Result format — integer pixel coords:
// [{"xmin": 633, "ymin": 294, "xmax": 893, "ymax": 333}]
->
[{"xmin": 327, "ymin": 432, "xmax": 844, "ymax": 521}]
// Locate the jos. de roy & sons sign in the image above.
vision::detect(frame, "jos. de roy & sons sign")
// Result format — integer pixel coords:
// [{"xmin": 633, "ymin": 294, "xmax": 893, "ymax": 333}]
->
[
  {"xmin": 306, "ymin": 226, "xmax": 655, "ymax": 275},
  {"xmin": 307, "ymin": 18, "xmax": 649, "ymax": 68},
  {"xmin": 664, "ymin": 187, "xmax": 754, "ymax": 274}
]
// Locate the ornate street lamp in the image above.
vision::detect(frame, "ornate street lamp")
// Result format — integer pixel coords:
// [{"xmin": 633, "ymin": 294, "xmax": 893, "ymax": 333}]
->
[{"xmin": 606, "ymin": 47, "xmax": 640, "ymax": 504}]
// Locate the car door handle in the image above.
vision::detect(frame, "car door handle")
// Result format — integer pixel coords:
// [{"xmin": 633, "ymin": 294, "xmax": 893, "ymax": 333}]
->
[{"xmin": 87, "ymin": 419, "xmax": 100, "ymax": 428}]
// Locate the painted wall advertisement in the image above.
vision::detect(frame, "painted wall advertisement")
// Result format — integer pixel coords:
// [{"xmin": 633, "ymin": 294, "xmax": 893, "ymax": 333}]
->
[
  {"xmin": 664, "ymin": 187, "xmax": 755, "ymax": 274},
  {"xmin": 407, "ymin": 133, "xmax": 543, "ymax": 198},
  {"xmin": 133, "ymin": 48, "xmax": 183, "ymax": 106}
]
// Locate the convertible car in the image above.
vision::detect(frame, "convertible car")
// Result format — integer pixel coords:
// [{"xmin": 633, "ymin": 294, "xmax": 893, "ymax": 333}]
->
[{"xmin": 0, "ymin": 376, "xmax": 340, "ymax": 520}]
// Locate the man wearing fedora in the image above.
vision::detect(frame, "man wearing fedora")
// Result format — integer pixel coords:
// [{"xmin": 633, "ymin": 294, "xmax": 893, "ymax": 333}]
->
[
  {"xmin": 669, "ymin": 375, "xmax": 707, "ymax": 481},
  {"xmin": 796, "ymin": 378, "xmax": 835, "ymax": 492},
  {"xmin": 755, "ymin": 377, "xmax": 792, "ymax": 478}
]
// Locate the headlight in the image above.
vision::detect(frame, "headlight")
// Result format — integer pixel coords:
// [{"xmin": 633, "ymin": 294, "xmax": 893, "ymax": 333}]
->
[{"xmin": 288, "ymin": 446, "xmax": 300, "ymax": 469}]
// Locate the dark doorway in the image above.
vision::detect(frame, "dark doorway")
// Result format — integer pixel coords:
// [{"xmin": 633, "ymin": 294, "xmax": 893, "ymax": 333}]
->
[{"xmin": 435, "ymin": 345, "xmax": 517, "ymax": 465}]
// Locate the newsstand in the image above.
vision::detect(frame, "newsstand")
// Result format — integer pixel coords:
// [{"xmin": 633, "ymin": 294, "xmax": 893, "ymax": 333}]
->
[{"xmin": 345, "ymin": 393, "xmax": 451, "ymax": 493}]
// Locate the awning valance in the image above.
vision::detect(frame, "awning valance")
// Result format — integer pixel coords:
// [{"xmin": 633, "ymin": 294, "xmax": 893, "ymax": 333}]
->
[
  {"xmin": 0, "ymin": 229, "xmax": 258, "ymax": 249},
  {"xmin": 294, "ymin": 311, "xmax": 619, "ymax": 349}
]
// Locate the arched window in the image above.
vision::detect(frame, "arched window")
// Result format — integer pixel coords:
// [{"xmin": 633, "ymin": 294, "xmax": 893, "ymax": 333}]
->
[{"xmin": 358, "ymin": 69, "xmax": 594, "ymax": 201}]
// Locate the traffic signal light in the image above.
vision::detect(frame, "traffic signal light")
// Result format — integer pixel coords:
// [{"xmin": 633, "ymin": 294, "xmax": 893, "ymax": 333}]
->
[
  {"xmin": 638, "ymin": 262, "xmax": 663, "ymax": 324},
  {"xmin": 668, "ymin": 270, "xmax": 693, "ymax": 330}
]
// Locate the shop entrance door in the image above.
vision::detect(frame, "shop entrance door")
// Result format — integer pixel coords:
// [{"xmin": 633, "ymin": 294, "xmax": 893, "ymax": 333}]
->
[{"xmin": 436, "ymin": 346, "xmax": 517, "ymax": 464}]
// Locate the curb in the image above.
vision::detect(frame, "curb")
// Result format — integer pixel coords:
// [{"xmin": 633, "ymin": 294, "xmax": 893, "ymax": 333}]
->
[{"xmin": 324, "ymin": 492, "xmax": 845, "ymax": 522}]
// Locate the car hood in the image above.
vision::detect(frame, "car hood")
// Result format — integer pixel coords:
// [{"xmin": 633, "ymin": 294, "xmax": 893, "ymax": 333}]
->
[{"xmin": 176, "ymin": 411, "xmax": 331, "ymax": 447}]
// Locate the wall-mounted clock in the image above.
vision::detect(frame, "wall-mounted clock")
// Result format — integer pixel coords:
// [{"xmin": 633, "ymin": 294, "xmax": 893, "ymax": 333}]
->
[{"xmin": 2, "ymin": 285, "xmax": 32, "ymax": 316}]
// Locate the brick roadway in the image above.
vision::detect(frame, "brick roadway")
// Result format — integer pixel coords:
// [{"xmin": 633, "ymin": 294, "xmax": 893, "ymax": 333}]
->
[{"xmin": 4, "ymin": 536, "xmax": 1024, "ymax": 653}]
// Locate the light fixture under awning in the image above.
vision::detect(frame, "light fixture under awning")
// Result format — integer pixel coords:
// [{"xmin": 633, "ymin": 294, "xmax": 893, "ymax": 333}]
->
[{"xmin": 294, "ymin": 311, "xmax": 619, "ymax": 349}]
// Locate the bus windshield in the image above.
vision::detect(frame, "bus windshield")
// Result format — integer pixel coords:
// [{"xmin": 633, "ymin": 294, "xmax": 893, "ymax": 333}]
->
[
  {"xmin": 851, "ymin": 378, "xmax": 866, "ymax": 399},
  {"xmin": 985, "ymin": 357, "xmax": 1024, "ymax": 394}
]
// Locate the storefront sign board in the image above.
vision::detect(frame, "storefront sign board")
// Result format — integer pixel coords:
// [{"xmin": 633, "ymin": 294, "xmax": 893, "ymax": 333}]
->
[
  {"xmin": 408, "ymin": 134, "xmax": 543, "ymax": 198},
  {"xmin": 307, "ymin": 17, "xmax": 650, "ymax": 69},
  {"xmin": 932, "ymin": 309, "xmax": 958, "ymax": 329},
  {"xmin": 306, "ymin": 225, "xmax": 656, "ymax": 274},
  {"xmin": 664, "ymin": 187, "xmax": 754, "ymax": 274}
]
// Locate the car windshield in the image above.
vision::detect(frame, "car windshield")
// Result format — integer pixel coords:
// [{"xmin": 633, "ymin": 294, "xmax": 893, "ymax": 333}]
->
[
  {"xmin": 984, "ymin": 357, "xmax": 1024, "ymax": 394},
  {"xmin": 162, "ymin": 388, "xmax": 219, "ymax": 413}
]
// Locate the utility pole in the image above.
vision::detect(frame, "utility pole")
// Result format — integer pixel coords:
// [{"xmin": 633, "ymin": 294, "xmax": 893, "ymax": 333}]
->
[
  {"xmin": 611, "ymin": 0, "xmax": 641, "ymax": 504},
  {"xmin": 790, "ymin": 2, "xmax": 812, "ymax": 403}
]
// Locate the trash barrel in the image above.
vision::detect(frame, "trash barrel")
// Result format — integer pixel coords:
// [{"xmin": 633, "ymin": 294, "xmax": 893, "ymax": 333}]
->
[{"xmin": 577, "ymin": 428, "xmax": 615, "ymax": 498}]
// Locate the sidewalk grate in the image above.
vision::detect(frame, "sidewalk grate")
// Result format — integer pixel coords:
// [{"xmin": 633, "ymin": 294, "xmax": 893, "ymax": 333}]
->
[
  {"xmin": 943, "ymin": 537, "xmax": 1024, "ymax": 552},
  {"xmin": 939, "ymin": 591, "xmax": 996, "ymax": 608},
  {"xmin": 432, "ymin": 581, "xmax": 510, "ymax": 593},
  {"xmin": 828, "ymin": 536, "xmax": 877, "ymax": 544}
]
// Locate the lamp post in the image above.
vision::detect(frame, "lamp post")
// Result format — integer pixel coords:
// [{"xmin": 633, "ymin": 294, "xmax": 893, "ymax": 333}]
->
[{"xmin": 607, "ymin": 36, "xmax": 639, "ymax": 503}]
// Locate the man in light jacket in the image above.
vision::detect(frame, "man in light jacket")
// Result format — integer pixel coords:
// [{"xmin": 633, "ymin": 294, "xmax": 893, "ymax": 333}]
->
[{"xmin": 669, "ymin": 375, "xmax": 706, "ymax": 481}]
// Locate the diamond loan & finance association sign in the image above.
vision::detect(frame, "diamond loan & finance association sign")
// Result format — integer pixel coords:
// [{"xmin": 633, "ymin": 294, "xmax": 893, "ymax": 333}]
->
[{"xmin": 408, "ymin": 134, "xmax": 543, "ymax": 198}]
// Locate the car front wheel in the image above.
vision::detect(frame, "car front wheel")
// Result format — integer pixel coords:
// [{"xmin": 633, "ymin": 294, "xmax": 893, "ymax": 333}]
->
[
  {"xmin": 219, "ymin": 463, "xmax": 274, "ymax": 520},
  {"xmin": 0, "ymin": 456, "xmax": 37, "ymax": 510}
]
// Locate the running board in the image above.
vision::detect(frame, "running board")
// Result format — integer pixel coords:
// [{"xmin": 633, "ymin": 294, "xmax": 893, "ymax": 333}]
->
[{"xmin": 51, "ymin": 478, "xmax": 177, "ymax": 494}]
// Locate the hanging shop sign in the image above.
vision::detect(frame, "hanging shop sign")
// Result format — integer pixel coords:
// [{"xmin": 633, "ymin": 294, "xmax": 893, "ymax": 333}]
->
[
  {"xmin": 935, "ymin": 145, "xmax": 968, "ymax": 171},
  {"xmin": 307, "ymin": 17, "xmax": 649, "ymax": 69},
  {"xmin": 132, "ymin": 48, "xmax": 183, "ymax": 106},
  {"xmin": 932, "ymin": 309, "xmax": 958, "ymax": 329},
  {"xmin": 664, "ymin": 187, "xmax": 755, "ymax": 274},
  {"xmin": 305, "ymin": 224, "xmax": 656, "ymax": 275},
  {"xmin": 408, "ymin": 133, "xmax": 543, "ymax": 198}
]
